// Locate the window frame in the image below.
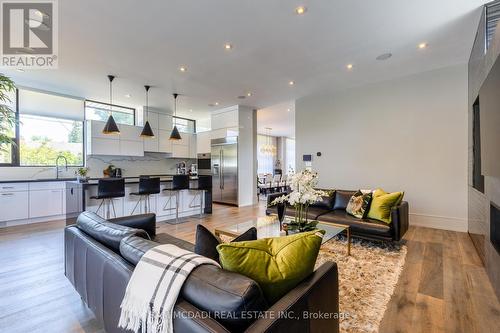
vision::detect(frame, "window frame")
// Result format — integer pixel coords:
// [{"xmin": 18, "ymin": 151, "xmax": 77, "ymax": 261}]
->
[
  {"xmin": 1, "ymin": 89, "xmax": 85, "ymax": 167},
  {"xmin": 84, "ymin": 99, "xmax": 136, "ymax": 126}
]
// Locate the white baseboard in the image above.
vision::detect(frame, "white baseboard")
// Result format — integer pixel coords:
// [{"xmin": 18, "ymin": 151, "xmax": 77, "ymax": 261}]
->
[{"xmin": 409, "ymin": 213, "xmax": 467, "ymax": 232}]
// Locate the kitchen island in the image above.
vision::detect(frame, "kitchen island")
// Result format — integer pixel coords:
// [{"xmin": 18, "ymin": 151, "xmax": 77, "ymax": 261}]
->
[{"xmin": 65, "ymin": 175, "xmax": 212, "ymax": 225}]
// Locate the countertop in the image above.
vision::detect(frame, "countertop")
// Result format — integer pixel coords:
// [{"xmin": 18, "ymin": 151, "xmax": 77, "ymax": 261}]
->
[
  {"xmin": 0, "ymin": 174, "xmax": 207, "ymax": 184},
  {"xmin": 67, "ymin": 174, "xmax": 206, "ymax": 187},
  {"xmin": 0, "ymin": 177, "xmax": 77, "ymax": 184}
]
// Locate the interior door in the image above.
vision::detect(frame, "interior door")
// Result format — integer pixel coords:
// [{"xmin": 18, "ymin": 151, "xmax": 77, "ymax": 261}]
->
[
  {"xmin": 221, "ymin": 143, "xmax": 238, "ymax": 205},
  {"xmin": 211, "ymin": 145, "xmax": 222, "ymax": 202}
]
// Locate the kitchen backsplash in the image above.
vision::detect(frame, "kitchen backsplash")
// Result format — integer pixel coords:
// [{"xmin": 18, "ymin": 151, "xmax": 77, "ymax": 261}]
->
[
  {"xmin": 0, "ymin": 153, "xmax": 196, "ymax": 181},
  {"xmin": 86, "ymin": 153, "xmax": 196, "ymax": 177}
]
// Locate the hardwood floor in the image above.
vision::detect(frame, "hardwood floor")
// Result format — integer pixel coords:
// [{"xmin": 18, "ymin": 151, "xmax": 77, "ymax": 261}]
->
[{"xmin": 1, "ymin": 202, "xmax": 499, "ymax": 333}]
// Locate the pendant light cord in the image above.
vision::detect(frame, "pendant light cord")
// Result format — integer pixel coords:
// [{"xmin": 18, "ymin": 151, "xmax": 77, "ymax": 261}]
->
[{"xmin": 108, "ymin": 75, "xmax": 115, "ymax": 116}]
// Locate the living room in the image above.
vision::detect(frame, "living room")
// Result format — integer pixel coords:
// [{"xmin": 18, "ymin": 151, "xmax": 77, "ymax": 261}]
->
[{"xmin": 1, "ymin": 1, "xmax": 500, "ymax": 333}]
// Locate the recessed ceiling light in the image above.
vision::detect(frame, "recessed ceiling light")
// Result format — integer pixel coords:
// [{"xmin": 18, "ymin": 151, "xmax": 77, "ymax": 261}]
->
[
  {"xmin": 189, "ymin": 109, "xmax": 193, "ymax": 112},
  {"xmin": 287, "ymin": 108, "xmax": 291, "ymax": 112},
  {"xmin": 179, "ymin": 66, "xmax": 187, "ymax": 72},
  {"xmin": 224, "ymin": 43, "xmax": 232, "ymax": 50},
  {"xmin": 289, "ymin": 80, "xmax": 295, "ymax": 86},
  {"xmin": 124, "ymin": 94, "xmax": 131, "ymax": 98},
  {"xmin": 247, "ymin": 92, "xmax": 252, "ymax": 97},
  {"xmin": 215, "ymin": 102, "xmax": 219, "ymax": 106},
  {"xmin": 346, "ymin": 64, "xmax": 353, "ymax": 70},
  {"xmin": 295, "ymin": 6, "xmax": 307, "ymax": 15},
  {"xmin": 418, "ymin": 42, "xmax": 428, "ymax": 49},
  {"xmin": 16, "ymin": 68, "xmax": 25, "ymax": 72},
  {"xmin": 376, "ymin": 53, "xmax": 392, "ymax": 61}
]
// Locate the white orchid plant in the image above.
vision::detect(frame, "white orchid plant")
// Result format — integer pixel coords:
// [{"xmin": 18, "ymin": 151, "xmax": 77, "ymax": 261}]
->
[{"xmin": 271, "ymin": 169, "xmax": 326, "ymax": 227}]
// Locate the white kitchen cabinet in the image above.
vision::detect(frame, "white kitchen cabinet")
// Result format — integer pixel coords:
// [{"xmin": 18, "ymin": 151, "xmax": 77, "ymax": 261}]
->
[
  {"xmin": 0, "ymin": 191, "xmax": 29, "ymax": 222},
  {"xmin": 211, "ymin": 108, "xmax": 238, "ymax": 130},
  {"xmin": 158, "ymin": 130, "xmax": 173, "ymax": 153},
  {"xmin": 196, "ymin": 131, "xmax": 211, "ymax": 154},
  {"xmin": 29, "ymin": 189, "xmax": 63, "ymax": 218},
  {"xmin": 189, "ymin": 134, "xmax": 197, "ymax": 158},
  {"xmin": 87, "ymin": 120, "xmax": 144, "ymax": 156},
  {"xmin": 143, "ymin": 135, "xmax": 159, "ymax": 152},
  {"xmin": 172, "ymin": 144, "xmax": 189, "ymax": 158},
  {"xmin": 158, "ymin": 114, "xmax": 173, "ymax": 130},
  {"xmin": 120, "ymin": 140, "xmax": 144, "ymax": 156}
]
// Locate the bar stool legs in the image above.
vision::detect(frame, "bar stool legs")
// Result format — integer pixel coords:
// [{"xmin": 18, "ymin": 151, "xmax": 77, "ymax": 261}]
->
[
  {"xmin": 162, "ymin": 191, "xmax": 180, "ymax": 223},
  {"xmin": 189, "ymin": 190, "xmax": 204, "ymax": 218},
  {"xmin": 95, "ymin": 198, "xmax": 117, "ymax": 219}
]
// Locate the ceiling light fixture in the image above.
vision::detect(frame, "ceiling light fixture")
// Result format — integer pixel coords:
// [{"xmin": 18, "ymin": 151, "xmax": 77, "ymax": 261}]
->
[
  {"xmin": 418, "ymin": 42, "xmax": 428, "ymax": 49},
  {"xmin": 224, "ymin": 43, "xmax": 232, "ymax": 50},
  {"xmin": 124, "ymin": 94, "xmax": 131, "ymax": 98},
  {"xmin": 376, "ymin": 53, "xmax": 392, "ymax": 61},
  {"xmin": 169, "ymin": 93, "xmax": 182, "ymax": 140},
  {"xmin": 287, "ymin": 108, "xmax": 291, "ymax": 112},
  {"xmin": 260, "ymin": 127, "xmax": 277, "ymax": 156},
  {"xmin": 289, "ymin": 81, "xmax": 295, "ymax": 86},
  {"xmin": 247, "ymin": 92, "xmax": 252, "ymax": 97},
  {"xmin": 346, "ymin": 64, "xmax": 353, "ymax": 70},
  {"xmin": 295, "ymin": 6, "xmax": 307, "ymax": 15},
  {"xmin": 215, "ymin": 102, "xmax": 219, "ymax": 106},
  {"xmin": 179, "ymin": 66, "xmax": 187, "ymax": 72},
  {"xmin": 102, "ymin": 75, "xmax": 120, "ymax": 134},
  {"xmin": 140, "ymin": 85, "xmax": 155, "ymax": 138}
]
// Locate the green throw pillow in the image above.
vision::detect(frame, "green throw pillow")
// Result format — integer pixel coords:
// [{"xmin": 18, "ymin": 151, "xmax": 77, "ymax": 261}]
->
[
  {"xmin": 346, "ymin": 190, "xmax": 372, "ymax": 219},
  {"xmin": 216, "ymin": 230, "xmax": 325, "ymax": 304},
  {"xmin": 367, "ymin": 188, "xmax": 404, "ymax": 224}
]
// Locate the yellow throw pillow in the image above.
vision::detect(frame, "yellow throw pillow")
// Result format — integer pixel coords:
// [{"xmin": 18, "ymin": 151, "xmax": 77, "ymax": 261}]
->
[
  {"xmin": 216, "ymin": 230, "xmax": 325, "ymax": 304},
  {"xmin": 366, "ymin": 188, "xmax": 404, "ymax": 224}
]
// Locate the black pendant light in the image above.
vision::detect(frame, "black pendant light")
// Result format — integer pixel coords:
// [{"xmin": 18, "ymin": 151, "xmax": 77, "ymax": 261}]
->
[
  {"xmin": 140, "ymin": 85, "xmax": 155, "ymax": 137},
  {"xmin": 102, "ymin": 75, "xmax": 120, "ymax": 134},
  {"xmin": 169, "ymin": 93, "xmax": 182, "ymax": 140}
]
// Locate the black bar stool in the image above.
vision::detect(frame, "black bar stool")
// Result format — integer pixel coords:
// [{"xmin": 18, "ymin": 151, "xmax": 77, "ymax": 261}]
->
[
  {"xmin": 129, "ymin": 176, "xmax": 160, "ymax": 215},
  {"xmin": 90, "ymin": 178, "xmax": 125, "ymax": 219},
  {"xmin": 189, "ymin": 175, "xmax": 212, "ymax": 217},
  {"xmin": 162, "ymin": 175, "xmax": 190, "ymax": 223}
]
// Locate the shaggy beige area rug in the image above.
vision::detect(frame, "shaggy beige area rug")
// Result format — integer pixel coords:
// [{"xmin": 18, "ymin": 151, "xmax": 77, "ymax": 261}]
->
[{"xmin": 315, "ymin": 236, "xmax": 407, "ymax": 333}]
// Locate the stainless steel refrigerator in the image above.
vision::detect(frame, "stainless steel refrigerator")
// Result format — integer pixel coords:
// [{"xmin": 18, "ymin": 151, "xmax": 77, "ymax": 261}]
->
[{"xmin": 211, "ymin": 137, "xmax": 238, "ymax": 205}]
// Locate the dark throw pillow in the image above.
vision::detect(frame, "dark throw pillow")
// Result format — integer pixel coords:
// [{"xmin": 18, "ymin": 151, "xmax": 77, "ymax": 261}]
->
[
  {"xmin": 333, "ymin": 190, "xmax": 356, "ymax": 210},
  {"xmin": 346, "ymin": 190, "xmax": 373, "ymax": 219},
  {"xmin": 194, "ymin": 224, "xmax": 257, "ymax": 263}
]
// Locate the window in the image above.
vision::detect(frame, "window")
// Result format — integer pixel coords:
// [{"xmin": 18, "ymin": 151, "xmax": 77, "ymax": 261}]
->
[
  {"xmin": 1, "ymin": 88, "xmax": 85, "ymax": 167},
  {"xmin": 85, "ymin": 100, "xmax": 135, "ymax": 126},
  {"xmin": 486, "ymin": 2, "xmax": 500, "ymax": 51},
  {"xmin": 285, "ymin": 138, "xmax": 296, "ymax": 174},
  {"xmin": 19, "ymin": 114, "xmax": 83, "ymax": 166},
  {"xmin": 173, "ymin": 116, "xmax": 196, "ymax": 133},
  {"xmin": 0, "ymin": 90, "xmax": 17, "ymax": 165},
  {"xmin": 257, "ymin": 134, "xmax": 276, "ymax": 174}
]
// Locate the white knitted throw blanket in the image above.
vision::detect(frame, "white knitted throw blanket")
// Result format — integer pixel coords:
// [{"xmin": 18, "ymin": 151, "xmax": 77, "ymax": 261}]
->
[{"xmin": 118, "ymin": 244, "xmax": 220, "ymax": 333}]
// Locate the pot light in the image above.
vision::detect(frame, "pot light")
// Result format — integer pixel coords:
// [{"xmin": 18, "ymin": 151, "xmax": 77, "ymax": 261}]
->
[
  {"xmin": 124, "ymin": 94, "xmax": 131, "ymax": 98},
  {"xmin": 179, "ymin": 66, "xmax": 187, "ymax": 72},
  {"xmin": 418, "ymin": 42, "xmax": 428, "ymax": 49},
  {"xmin": 215, "ymin": 102, "xmax": 219, "ymax": 106},
  {"xmin": 224, "ymin": 43, "xmax": 232, "ymax": 50},
  {"xmin": 295, "ymin": 6, "xmax": 307, "ymax": 15},
  {"xmin": 247, "ymin": 92, "xmax": 252, "ymax": 97},
  {"xmin": 287, "ymin": 108, "xmax": 291, "ymax": 112},
  {"xmin": 346, "ymin": 64, "xmax": 353, "ymax": 70},
  {"xmin": 289, "ymin": 80, "xmax": 295, "ymax": 86}
]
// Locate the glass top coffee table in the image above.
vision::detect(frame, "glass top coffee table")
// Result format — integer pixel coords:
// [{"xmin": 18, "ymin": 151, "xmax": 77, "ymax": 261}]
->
[{"xmin": 214, "ymin": 215, "xmax": 351, "ymax": 255}]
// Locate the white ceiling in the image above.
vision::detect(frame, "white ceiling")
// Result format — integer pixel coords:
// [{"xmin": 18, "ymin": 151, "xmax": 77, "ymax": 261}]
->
[
  {"xmin": 258, "ymin": 101, "xmax": 295, "ymax": 138},
  {"xmin": 2, "ymin": 0, "xmax": 488, "ymax": 122}
]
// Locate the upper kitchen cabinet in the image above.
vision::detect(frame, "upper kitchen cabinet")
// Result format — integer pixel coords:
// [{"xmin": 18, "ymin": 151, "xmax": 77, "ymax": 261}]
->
[
  {"xmin": 172, "ymin": 133, "xmax": 197, "ymax": 158},
  {"xmin": 196, "ymin": 131, "xmax": 211, "ymax": 154},
  {"xmin": 86, "ymin": 120, "xmax": 144, "ymax": 156}
]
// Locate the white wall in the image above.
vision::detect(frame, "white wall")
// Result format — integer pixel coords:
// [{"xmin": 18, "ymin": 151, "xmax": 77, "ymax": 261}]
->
[{"xmin": 296, "ymin": 64, "xmax": 468, "ymax": 232}]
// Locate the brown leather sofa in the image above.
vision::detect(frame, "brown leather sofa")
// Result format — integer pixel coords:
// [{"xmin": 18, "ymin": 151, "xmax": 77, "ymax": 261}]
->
[
  {"xmin": 64, "ymin": 211, "xmax": 340, "ymax": 333},
  {"xmin": 266, "ymin": 190, "xmax": 409, "ymax": 242}
]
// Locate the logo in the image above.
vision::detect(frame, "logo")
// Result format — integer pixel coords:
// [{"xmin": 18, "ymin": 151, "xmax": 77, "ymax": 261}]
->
[{"xmin": 1, "ymin": 0, "xmax": 58, "ymax": 69}]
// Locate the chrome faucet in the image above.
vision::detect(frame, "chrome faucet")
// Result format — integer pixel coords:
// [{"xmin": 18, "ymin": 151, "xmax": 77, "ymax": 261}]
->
[{"xmin": 56, "ymin": 155, "xmax": 68, "ymax": 179}]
